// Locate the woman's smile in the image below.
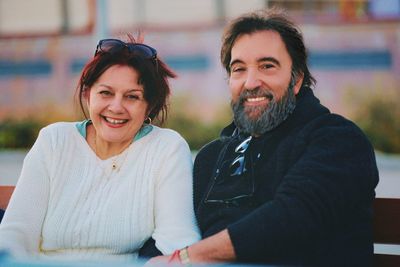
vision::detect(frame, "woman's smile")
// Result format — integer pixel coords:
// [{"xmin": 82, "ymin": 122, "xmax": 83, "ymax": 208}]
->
[{"xmin": 101, "ymin": 115, "xmax": 129, "ymax": 126}]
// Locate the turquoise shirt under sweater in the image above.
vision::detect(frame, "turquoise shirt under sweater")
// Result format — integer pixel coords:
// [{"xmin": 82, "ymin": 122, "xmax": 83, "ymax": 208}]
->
[{"xmin": 75, "ymin": 119, "xmax": 153, "ymax": 141}]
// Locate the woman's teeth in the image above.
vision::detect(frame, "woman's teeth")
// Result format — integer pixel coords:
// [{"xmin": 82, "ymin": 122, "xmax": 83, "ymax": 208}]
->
[{"xmin": 104, "ymin": 117, "xmax": 127, "ymax": 124}]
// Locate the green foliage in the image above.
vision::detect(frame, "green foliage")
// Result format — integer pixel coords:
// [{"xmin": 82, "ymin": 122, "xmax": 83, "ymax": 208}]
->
[
  {"xmin": 352, "ymin": 93, "xmax": 400, "ymax": 154},
  {"xmin": 164, "ymin": 95, "xmax": 231, "ymax": 151},
  {"xmin": 165, "ymin": 113, "xmax": 227, "ymax": 151},
  {"xmin": 0, "ymin": 119, "xmax": 43, "ymax": 149}
]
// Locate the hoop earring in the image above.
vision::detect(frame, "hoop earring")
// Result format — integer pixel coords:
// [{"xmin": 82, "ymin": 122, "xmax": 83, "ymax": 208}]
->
[{"xmin": 144, "ymin": 117, "xmax": 152, "ymax": 125}]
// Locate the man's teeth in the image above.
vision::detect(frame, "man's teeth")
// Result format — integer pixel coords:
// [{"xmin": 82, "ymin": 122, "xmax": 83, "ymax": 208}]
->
[
  {"xmin": 104, "ymin": 117, "xmax": 127, "ymax": 124},
  {"xmin": 247, "ymin": 97, "xmax": 266, "ymax": 102}
]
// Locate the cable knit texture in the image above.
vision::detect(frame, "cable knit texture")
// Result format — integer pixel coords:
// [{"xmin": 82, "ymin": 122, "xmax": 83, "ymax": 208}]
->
[{"xmin": 0, "ymin": 122, "xmax": 200, "ymax": 262}]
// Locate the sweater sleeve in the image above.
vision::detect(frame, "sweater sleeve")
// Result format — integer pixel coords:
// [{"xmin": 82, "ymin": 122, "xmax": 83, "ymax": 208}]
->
[
  {"xmin": 0, "ymin": 127, "xmax": 52, "ymax": 258},
  {"xmin": 151, "ymin": 132, "xmax": 201, "ymax": 254},
  {"xmin": 227, "ymin": 119, "xmax": 379, "ymax": 262}
]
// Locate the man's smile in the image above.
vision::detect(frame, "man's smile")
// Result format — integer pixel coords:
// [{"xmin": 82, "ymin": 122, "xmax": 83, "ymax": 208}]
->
[
  {"xmin": 241, "ymin": 90, "xmax": 274, "ymax": 107},
  {"xmin": 244, "ymin": 96, "xmax": 269, "ymax": 106}
]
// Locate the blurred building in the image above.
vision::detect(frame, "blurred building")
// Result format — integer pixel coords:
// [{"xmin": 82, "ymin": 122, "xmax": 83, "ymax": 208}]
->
[{"xmin": 0, "ymin": 0, "xmax": 399, "ymax": 121}]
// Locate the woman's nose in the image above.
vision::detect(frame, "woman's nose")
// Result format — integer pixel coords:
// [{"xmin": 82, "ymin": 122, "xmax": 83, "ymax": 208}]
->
[{"xmin": 108, "ymin": 97, "xmax": 124, "ymax": 113}]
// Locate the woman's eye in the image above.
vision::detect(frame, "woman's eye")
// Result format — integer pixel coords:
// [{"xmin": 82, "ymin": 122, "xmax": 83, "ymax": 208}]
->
[
  {"xmin": 127, "ymin": 95, "xmax": 139, "ymax": 100},
  {"xmin": 99, "ymin": 90, "xmax": 112, "ymax": 96}
]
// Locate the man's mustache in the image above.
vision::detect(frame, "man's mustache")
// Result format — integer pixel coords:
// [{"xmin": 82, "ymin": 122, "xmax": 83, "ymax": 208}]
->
[{"xmin": 238, "ymin": 88, "xmax": 274, "ymax": 105}]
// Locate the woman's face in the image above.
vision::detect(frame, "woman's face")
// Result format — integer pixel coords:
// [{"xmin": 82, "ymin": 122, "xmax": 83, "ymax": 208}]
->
[{"xmin": 86, "ymin": 64, "xmax": 149, "ymax": 145}]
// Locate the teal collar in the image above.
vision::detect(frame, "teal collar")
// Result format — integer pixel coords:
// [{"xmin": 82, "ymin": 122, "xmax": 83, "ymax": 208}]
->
[{"xmin": 75, "ymin": 119, "xmax": 153, "ymax": 141}]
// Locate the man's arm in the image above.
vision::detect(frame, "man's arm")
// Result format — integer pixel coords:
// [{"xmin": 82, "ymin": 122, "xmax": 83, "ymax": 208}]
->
[{"xmin": 187, "ymin": 229, "xmax": 236, "ymax": 263}]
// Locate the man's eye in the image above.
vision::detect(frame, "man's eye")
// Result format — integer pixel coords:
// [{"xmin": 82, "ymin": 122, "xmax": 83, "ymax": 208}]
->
[
  {"xmin": 261, "ymin": 64, "xmax": 274, "ymax": 69},
  {"xmin": 231, "ymin": 67, "xmax": 245, "ymax": 73}
]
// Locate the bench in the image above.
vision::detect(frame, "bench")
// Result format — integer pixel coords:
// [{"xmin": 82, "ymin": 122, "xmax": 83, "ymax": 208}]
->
[
  {"xmin": 0, "ymin": 186, "xmax": 14, "ymax": 211},
  {"xmin": 373, "ymin": 197, "xmax": 400, "ymax": 267},
  {"xmin": 0, "ymin": 185, "xmax": 399, "ymax": 265}
]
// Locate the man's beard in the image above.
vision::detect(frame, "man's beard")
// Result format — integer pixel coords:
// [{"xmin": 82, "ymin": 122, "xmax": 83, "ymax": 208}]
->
[{"xmin": 231, "ymin": 77, "xmax": 297, "ymax": 136}]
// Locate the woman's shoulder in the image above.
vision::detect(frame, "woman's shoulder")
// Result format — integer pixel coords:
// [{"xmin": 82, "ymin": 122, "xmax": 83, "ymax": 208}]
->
[
  {"xmin": 150, "ymin": 126, "xmax": 185, "ymax": 141},
  {"xmin": 149, "ymin": 126, "xmax": 190, "ymax": 148},
  {"xmin": 40, "ymin": 121, "xmax": 78, "ymax": 134},
  {"xmin": 37, "ymin": 121, "xmax": 80, "ymax": 143}
]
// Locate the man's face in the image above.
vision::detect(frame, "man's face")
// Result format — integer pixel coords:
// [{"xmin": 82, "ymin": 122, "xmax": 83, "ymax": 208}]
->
[{"xmin": 228, "ymin": 30, "xmax": 303, "ymax": 135}]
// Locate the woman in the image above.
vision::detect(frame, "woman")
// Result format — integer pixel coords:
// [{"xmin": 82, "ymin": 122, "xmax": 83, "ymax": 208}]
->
[{"xmin": 0, "ymin": 36, "xmax": 200, "ymax": 262}]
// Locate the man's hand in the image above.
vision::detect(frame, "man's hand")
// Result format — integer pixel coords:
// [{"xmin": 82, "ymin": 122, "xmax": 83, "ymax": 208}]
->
[{"xmin": 187, "ymin": 229, "xmax": 236, "ymax": 263}]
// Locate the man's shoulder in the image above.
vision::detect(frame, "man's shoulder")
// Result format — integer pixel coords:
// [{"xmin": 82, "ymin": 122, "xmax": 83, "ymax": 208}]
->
[
  {"xmin": 295, "ymin": 87, "xmax": 363, "ymax": 136},
  {"xmin": 300, "ymin": 111, "xmax": 363, "ymax": 136},
  {"xmin": 297, "ymin": 112, "xmax": 373, "ymax": 152}
]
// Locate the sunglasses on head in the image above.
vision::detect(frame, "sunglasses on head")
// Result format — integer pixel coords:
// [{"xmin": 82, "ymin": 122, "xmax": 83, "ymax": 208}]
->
[{"xmin": 94, "ymin": 39, "xmax": 157, "ymax": 60}]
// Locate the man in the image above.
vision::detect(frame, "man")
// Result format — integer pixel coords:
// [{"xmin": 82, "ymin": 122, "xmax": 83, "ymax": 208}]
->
[{"xmin": 149, "ymin": 8, "xmax": 378, "ymax": 266}]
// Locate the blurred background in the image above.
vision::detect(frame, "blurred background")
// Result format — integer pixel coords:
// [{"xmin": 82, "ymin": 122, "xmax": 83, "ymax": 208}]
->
[{"xmin": 0, "ymin": 0, "xmax": 399, "ymax": 197}]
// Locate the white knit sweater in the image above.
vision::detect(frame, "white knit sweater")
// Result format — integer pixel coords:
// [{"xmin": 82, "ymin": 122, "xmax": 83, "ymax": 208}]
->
[{"xmin": 0, "ymin": 122, "xmax": 200, "ymax": 262}]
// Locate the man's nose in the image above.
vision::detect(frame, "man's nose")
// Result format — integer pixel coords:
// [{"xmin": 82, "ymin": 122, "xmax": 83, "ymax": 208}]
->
[{"xmin": 244, "ymin": 68, "xmax": 262, "ymax": 90}]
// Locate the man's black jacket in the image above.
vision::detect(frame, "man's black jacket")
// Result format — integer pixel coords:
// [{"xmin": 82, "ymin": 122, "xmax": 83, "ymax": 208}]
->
[{"xmin": 194, "ymin": 87, "xmax": 379, "ymax": 266}]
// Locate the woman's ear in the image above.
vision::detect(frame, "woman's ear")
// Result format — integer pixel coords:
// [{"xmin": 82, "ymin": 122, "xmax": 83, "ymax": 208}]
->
[
  {"xmin": 145, "ymin": 106, "xmax": 153, "ymax": 119},
  {"xmin": 83, "ymin": 87, "xmax": 90, "ymax": 106}
]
